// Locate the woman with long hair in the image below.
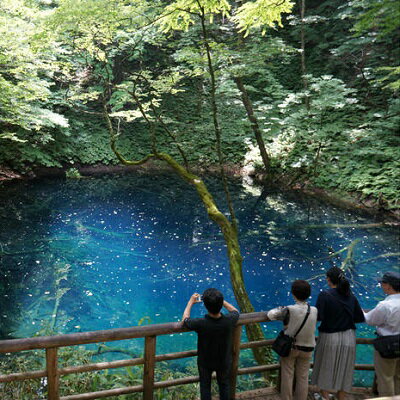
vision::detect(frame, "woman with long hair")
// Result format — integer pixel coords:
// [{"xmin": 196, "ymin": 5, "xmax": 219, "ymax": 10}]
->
[{"xmin": 311, "ymin": 267, "xmax": 365, "ymax": 400}]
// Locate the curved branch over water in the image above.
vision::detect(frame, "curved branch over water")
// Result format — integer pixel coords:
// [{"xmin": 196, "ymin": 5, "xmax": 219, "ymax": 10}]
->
[{"xmin": 103, "ymin": 101, "xmax": 270, "ymax": 366}]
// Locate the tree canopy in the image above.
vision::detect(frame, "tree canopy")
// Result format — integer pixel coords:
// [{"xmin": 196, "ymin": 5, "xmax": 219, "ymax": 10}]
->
[{"xmin": 0, "ymin": 0, "xmax": 398, "ymax": 209}]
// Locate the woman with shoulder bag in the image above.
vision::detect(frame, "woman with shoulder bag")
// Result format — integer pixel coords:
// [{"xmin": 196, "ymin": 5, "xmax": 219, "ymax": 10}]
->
[
  {"xmin": 268, "ymin": 280, "xmax": 318, "ymax": 400},
  {"xmin": 311, "ymin": 267, "xmax": 365, "ymax": 400}
]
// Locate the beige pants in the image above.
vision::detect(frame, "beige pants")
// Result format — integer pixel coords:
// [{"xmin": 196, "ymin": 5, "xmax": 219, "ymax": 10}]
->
[
  {"xmin": 280, "ymin": 349, "xmax": 312, "ymax": 400},
  {"xmin": 374, "ymin": 350, "xmax": 400, "ymax": 396}
]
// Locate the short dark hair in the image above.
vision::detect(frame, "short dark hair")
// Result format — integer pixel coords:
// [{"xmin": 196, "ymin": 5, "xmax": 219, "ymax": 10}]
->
[
  {"xmin": 291, "ymin": 280, "xmax": 311, "ymax": 301},
  {"xmin": 202, "ymin": 288, "xmax": 224, "ymax": 314}
]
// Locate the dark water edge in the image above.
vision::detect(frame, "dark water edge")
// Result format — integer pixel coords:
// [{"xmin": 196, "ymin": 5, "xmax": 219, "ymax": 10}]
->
[{"xmin": 1, "ymin": 163, "xmax": 399, "ymax": 221}]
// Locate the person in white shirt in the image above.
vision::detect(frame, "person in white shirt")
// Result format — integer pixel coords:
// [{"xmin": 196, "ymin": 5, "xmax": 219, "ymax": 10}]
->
[
  {"xmin": 267, "ymin": 280, "xmax": 318, "ymax": 400},
  {"xmin": 364, "ymin": 271, "xmax": 400, "ymax": 396}
]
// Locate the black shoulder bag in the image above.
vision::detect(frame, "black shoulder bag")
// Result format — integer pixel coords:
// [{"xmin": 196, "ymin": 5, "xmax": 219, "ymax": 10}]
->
[
  {"xmin": 373, "ymin": 334, "xmax": 400, "ymax": 359},
  {"xmin": 272, "ymin": 304, "xmax": 310, "ymax": 358}
]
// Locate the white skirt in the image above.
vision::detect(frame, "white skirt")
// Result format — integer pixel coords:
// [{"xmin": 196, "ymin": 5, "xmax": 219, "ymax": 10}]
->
[{"xmin": 311, "ymin": 329, "xmax": 356, "ymax": 392}]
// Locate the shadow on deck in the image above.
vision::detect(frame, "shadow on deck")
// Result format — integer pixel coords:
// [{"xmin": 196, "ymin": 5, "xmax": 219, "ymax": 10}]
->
[{"xmin": 208, "ymin": 386, "xmax": 375, "ymax": 400}]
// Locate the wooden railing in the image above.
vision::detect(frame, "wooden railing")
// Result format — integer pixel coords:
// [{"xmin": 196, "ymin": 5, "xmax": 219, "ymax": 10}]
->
[{"xmin": 0, "ymin": 312, "xmax": 374, "ymax": 400}]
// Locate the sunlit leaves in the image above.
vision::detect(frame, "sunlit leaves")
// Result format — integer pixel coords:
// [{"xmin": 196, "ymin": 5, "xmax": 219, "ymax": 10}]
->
[
  {"xmin": 376, "ymin": 66, "xmax": 400, "ymax": 91},
  {"xmin": 233, "ymin": 0, "xmax": 293, "ymax": 36},
  {"xmin": 280, "ymin": 75, "xmax": 359, "ymax": 112},
  {"xmin": 158, "ymin": 0, "xmax": 293, "ymax": 37},
  {"xmin": 47, "ymin": 0, "xmax": 153, "ymax": 60},
  {"xmin": 0, "ymin": 0, "xmax": 67, "ymax": 140},
  {"xmin": 107, "ymin": 70, "xmax": 184, "ymax": 124},
  {"xmin": 48, "ymin": 0, "xmax": 122, "ymax": 57},
  {"xmin": 270, "ymin": 74, "xmax": 399, "ymax": 207},
  {"xmin": 158, "ymin": 0, "xmax": 231, "ymax": 32},
  {"xmin": 0, "ymin": 132, "xmax": 27, "ymax": 143},
  {"xmin": 151, "ymin": 71, "xmax": 184, "ymax": 96}
]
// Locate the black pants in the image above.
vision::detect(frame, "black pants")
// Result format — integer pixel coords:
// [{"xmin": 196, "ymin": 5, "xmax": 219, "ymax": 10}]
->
[{"xmin": 198, "ymin": 364, "xmax": 230, "ymax": 400}]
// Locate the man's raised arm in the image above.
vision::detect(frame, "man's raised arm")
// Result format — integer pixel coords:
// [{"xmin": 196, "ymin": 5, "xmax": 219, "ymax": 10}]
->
[
  {"xmin": 223, "ymin": 300, "xmax": 238, "ymax": 313},
  {"xmin": 182, "ymin": 293, "xmax": 201, "ymax": 321}
]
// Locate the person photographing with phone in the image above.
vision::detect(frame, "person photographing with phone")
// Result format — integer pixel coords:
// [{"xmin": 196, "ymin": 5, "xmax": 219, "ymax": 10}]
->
[{"xmin": 182, "ymin": 288, "xmax": 239, "ymax": 400}]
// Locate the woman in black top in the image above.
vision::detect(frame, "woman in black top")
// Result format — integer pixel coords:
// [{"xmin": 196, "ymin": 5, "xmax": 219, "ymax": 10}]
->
[{"xmin": 311, "ymin": 267, "xmax": 365, "ymax": 400}]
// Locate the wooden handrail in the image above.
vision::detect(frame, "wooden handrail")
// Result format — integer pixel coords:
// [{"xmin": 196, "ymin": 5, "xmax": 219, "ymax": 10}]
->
[
  {"xmin": 0, "ymin": 311, "xmax": 376, "ymax": 400},
  {"xmin": 0, "ymin": 311, "xmax": 267, "ymax": 353}
]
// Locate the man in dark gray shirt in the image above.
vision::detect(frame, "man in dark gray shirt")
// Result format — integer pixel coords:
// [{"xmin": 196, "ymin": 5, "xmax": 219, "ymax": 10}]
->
[{"xmin": 182, "ymin": 288, "xmax": 239, "ymax": 400}]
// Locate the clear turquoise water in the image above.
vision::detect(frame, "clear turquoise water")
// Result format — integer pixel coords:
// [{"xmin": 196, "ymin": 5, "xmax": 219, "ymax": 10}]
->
[{"xmin": 0, "ymin": 173, "xmax": 398, "ymax": 385}]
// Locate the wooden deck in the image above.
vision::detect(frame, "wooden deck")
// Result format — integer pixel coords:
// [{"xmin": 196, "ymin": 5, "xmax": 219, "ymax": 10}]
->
[
  {"xmin": 207, "ymin": 386, "xmax": 375, "ymax": 400},
  {"xmin": 0, "ymin": 315, "xmax": 376, "ymax": 400}
]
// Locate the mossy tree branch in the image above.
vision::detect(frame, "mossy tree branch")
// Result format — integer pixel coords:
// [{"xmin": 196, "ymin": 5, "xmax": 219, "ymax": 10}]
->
[
  {"xmin": 197, "ymin": 2, "xmax": 239, "ymax": 234},
  {"xmin": 103, "ymin": 91, "xmax": 270, "ymax": 366},
  {"xmin": 128, "ymin": 72, "xmax": 190, "ymax": 170}
]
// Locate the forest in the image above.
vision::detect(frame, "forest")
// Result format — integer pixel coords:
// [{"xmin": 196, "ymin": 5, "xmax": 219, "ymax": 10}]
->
[
  {"xmin": 0, "ymin": 0, "xmax": 399, "ymax": 212},
  {"xmin": 1, "ymin": 1, "xmax": 399, "ymax": 398}
]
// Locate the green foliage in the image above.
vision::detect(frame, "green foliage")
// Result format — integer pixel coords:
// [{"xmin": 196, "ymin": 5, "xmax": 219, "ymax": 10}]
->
[
  {"xmin": 0, "ymin": 349, "xmax": 200, "ymax": 400},
  {"xmin": 0, "ymin": 0, "xmax": 68, "ymax": 139},
  {"xmin": 268, "ymin": 77, "xmax": 399, "ymax": 207},
  {"xmin": 350, "ymin": 0, "xmax": 400, "ymax": 93},
  {"xmin": 47, "ymin": 0, "xmax": 141, "ymax": 60},
  {"xmin": 232, "ymin": 0, "xmax": 293, "ymax": 36},
  {"xmin": 0, "ymin": 0, "xmax": 398, "ymax": 210},
  {"xmin": 0, "ymin": 335, "xmax": 275, "ymax": 399},
  {"xmin": 158, "ymin": 0, "xmax": 231, "ymax": 32},
  {"xmin": 376, "ymin": 66, "xmax": 400, "ymax": 91},
  {"xmin": 352, "ymin": 0, "xmax": 400, "ymax": 35},
  {"xmin": 65, "ymin": 167, "xmax": 81, "ymax": 178}
]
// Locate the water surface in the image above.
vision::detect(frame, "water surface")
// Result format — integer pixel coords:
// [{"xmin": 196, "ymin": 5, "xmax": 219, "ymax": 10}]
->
[{"xmin": 0, "ymin": 173, "xmax": 398, "ymax": 385}]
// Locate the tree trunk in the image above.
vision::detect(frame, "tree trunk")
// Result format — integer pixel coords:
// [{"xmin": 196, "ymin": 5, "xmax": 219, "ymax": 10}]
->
[
  {"xmin": 234, "ymin": 76, "xmax": 271, "ymax": 172},
  {"xmin": 233, "ymin": 1, "xmax": 272, "ymax": 175},
  {"xmin": 197, "ymin": 6, "xmax": 270, "ymax": 366},
  {"xmin": 298, "ymin": 0, "xmax": 310, "ymax": 109},
  {"xmin": 155, "ymin": 153, "xmax": 271, "ymax": 366},
  {"xmin": 104, "ymin": 57, "xmax": 271, "ymax": 366},
  {"xmin": 198, "ymin": 6, "xmax": 238, "ymax": 232}
]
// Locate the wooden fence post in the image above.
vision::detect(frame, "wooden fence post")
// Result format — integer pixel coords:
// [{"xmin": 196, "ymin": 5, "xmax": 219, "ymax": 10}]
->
[
  {"xmin": 230, "ymin": 325, "xmax": 242, "ymax": 400},
  {"xmin": 143, "ymin": 335, "xmax": 156, "ymax": 400},
  {"xmin": 46, "ymin": 347, "xmax": 60, "ymax": 400}
]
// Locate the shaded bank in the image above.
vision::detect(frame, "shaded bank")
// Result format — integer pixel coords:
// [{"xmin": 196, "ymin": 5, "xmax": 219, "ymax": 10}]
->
[{"xmin": 1, "ymin": 163, "xmax": 398, "ymax": 221}]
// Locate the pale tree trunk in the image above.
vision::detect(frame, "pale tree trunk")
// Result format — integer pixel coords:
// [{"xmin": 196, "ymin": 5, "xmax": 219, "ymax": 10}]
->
[
  {"xmin": 233, "ymin": 2, "xmax": 271, "ymax": 175},
  {"xmin": 299, "ymin": 0, "xmax": 310, "ymax": 109},
  {"xmin": 234, "ymin": 76, "xmax": 271, "ymax": 172}
]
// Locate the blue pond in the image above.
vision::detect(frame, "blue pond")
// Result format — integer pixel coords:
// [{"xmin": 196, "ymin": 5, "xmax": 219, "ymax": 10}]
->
[{"xmin": 0, "ymin": 172, "xmax": 399, "ymax": 385}]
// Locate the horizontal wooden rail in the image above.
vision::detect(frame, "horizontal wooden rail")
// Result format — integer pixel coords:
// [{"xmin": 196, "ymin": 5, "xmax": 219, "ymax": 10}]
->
[
  {"xmin": 0, "ymin": 312, "xmax": 376, "ymax": 400},
  {"xmin": 0, "ymin": 312, "xmax": 267, "ymax": 354},
  {"xmin": 61, "ymin": 384, "xmax": 144, "ymax": 400},
  {"xmin": 56, "ymin": 358, "xmax": 373, "ymax": 400},
  {"xmin": 0, "ymin": 337, "xmax": 374, "ymax": 384},
  {"xmin": 0, "ymin": 357, "xmax": 146, "ymax": 383}
]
